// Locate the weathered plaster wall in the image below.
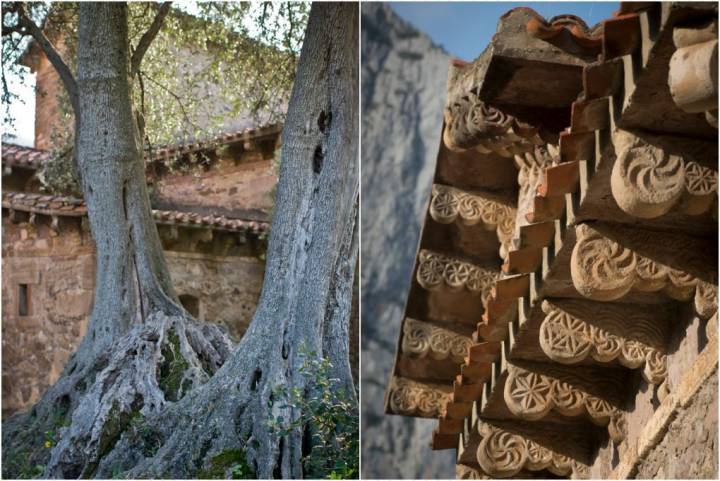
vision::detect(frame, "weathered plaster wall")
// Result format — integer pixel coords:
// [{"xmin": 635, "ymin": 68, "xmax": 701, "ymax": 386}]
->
[{"xmin": 153, "ymin": 157, "xmax": 276, "ymax": 218}]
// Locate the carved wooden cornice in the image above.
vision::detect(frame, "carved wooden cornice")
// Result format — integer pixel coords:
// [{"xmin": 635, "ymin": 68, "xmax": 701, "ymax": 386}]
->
[
  {"xmin": 443, "ymin": 92, "xmax": 544, "ymax": 156},
  {"xmin": 402, "ymin": 318, "xmax": 472, "ymax": 363},
  {"xmin": 416, "ymin": 250, "xmax": 498, "ymax": 306},
  {"xmin": 503, "ymin": 362, "xmax": 626, "ymax": 431},
  {"xmin": 429, "ymin": 184, "xmax": 516, "ymax": 255},
  {"xmin": 570, "ymin": 223, "xmax": 714, "ymax": 304},
  {"xmin": 476, "ymin": 421, "xmax": 590, "ymax": 479},
  {"xmin": 386, "ymin": 377, "xmax": 452, "ymax": 418},
  {"xmin": 539, "ymin": 300, "xmax": 668, "ymax": 384},
  {"xmin": 610, "ymin": 130, "xmax": 717, "ymax": 218}
]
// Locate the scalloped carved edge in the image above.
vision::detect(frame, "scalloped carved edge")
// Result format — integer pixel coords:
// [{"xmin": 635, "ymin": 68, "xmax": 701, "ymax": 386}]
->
[
  {"xmin": 443, "ymin": 91, "xmax": 544, "ymax": 156},
  {"xmin": 539, "ymin": 300, "xmax": 668, "ymax": 384},
  {"xmin": 402, "ymin": 318, "xmax": 472, "ymax": 363},
  {"xmin": 610, "ymin": 130, "xmax": 717, "ymax": 218},
  {"xmin": 503, "ymin": 363, "xmax": 626, "ymax": 429},
  {"xmin": 416, "ymin": 250, "xmax": 498, "ymax": 305},
  {"xmin": 476, "ymin": 422, "xmax": 591, "ymax": 479},
  {"xmin": 387, "ymin": 377, "xmax": 452, "ymax": 418},
  {"xmin": 570, "ymin": 223, "xmax": 713, "ymax": 304},
  {"xmin": 429, "ymin": 184, "xmax": 516, "ymax": 255}
]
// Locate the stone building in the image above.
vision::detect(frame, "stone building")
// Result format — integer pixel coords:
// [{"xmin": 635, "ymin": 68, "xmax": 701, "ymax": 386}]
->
[
  {"xmin": 2, "ymin": 123, "xmax": 280, "ymax": 415},
  {"xmin": 384, "ymin": 3, "xmax": 718, "ymax": 479}
]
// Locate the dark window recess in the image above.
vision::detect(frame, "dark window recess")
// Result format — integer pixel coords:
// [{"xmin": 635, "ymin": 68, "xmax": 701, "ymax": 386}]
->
[
  {"xmin": 179, "ymin": 294, "xmax": 200, "ymax": 319},
  {"xmin": 18, "ymin": 284, "xmax": 29, "ymax": 316}
]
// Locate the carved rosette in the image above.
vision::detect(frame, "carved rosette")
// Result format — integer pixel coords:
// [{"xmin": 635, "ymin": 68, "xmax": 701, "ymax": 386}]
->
[
  {"xmin": 476, "ymin": 422, "xmax": 589, "ymax": 479},
  {"xmin": 416, "ymin": 250, "xmax": 498, "ymax": 305},
  {"xmin": 539, "ymin": 301, "xmax": 668, "ymax": 384},
  {"xmin": 611, "ymin": 130, "xmax": 717, "ymax": 218},
  {"xmin": 571, "ymin": 224, "xmax": 706, "ymax": 303},
  {"xmin": 503, "ymin": 364, "xmax": 624, "ymax": 426},
  {"xmin": 514, "ymin": 145, "xmax": 559, "ymax": 231},
  {"xmin": 387, "ymin": 377, "xmax": 452, "ymax": 418},
  {"xmin": 455, "ymin": 464, "xmax": 487, "ymax": 480},
  {"xmin": 443, "ymin": 92, "xmax": 544, "ymax": 156},
  {"xmin": 429, "ymin": 184, "xmax": 516, "ymax": 253},
  {"xmin": 402, "ymin": 318, "xmax": 472, "ymax": 363}
]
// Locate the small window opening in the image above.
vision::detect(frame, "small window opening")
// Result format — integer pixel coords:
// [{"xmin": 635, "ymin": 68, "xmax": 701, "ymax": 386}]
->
[
  {"xmin": 18, "ymin": 284, "xmax": 29, "ymax": 316},
  {"xmin": 179, "ymin": 294, "xmax": 200, "ymax": 319}
]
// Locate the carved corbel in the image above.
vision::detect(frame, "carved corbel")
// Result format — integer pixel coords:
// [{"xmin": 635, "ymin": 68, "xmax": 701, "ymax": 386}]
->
[
  {"xmin": 503, "ymin": 362, "xmax": 626, "ymax": 426},
  {"xmin": 668, "ymin": 19, "xmax": 718, "ymax": 127},
  {"xmin": 610, "ymin": 130, "xmax": 717, "ymax": 218},
  {"xmin": 386, "ymin": 377, "xmax": 452, "ymax": 418},
  {"xmin": 539, "ymin": 300, "xmax": 668, "ymax": 384},
  {"xmin": 429, "ymin": 184, "xmax": 516, "ymax": 255},
  {"xmin": 416, "ymin": 250, "xmax": 498, "ymax": 306},
  {"xmin": 401, "ymin": 318, "xmax": 472, "ymax": 363},
  {"xmin": 476, "ymin": 422, "xmax": 590, "ymax": 479},
  {"xmin": 443, "ymin": 92, "xmax": 543, "ymax": 156},
  {"xmin": 571, "ymin": 223, "xmax": 704, "ymax": 302}
]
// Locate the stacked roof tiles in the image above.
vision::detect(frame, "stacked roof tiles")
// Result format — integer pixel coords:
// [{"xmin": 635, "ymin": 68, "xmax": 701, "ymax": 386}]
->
[{"xmin": 385, "ymin": 3, "xmax": 718, "ymax": 479}]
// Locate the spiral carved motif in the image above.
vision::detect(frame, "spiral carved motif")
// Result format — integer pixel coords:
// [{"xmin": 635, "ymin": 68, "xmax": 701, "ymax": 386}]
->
[
  {"xmin": 387, "ymin": 377, "xmax": 451, "ymax": 417},
  {"xmin": 539, "ymin": 301, "xmax": 668, "ymax": 384},
  {"xmin": 429, "ymin": 184, "xmax": 516, "ymax": 253},
  {"xmin": 611, "ymin": 130, "xmax": 717, "ymax": 217},
  {"xmin": 571, "ymin": 224, "xmax": 705, "ymax": 303},
  {"xmin": 476, "ymin": 423, "xmax": 587, "ymax": 478},
  {"xmin": 443, "ymin": 92, "xmax": 543, "ymax": 156},
  {"xmin": 416, "ymin": 250, "xmax": 497, "ymax": 305},
  {"xmin": 401, "ymin": 318, "xmax": 472, "ymax": 363},
  {"xmin": 504, "ymin": 364, "xmax": 624, "ymax": 424}
]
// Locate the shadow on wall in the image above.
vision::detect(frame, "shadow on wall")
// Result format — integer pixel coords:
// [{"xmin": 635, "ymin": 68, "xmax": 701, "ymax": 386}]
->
[{"xmin": 360, "ymin": 3, "xmax": 454, "ymax": 478}]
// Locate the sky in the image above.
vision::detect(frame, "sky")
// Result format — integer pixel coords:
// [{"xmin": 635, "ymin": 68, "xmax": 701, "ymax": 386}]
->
[{"xmin": 390, "ymin": 1, "xmax": 619, "ymax": 61}]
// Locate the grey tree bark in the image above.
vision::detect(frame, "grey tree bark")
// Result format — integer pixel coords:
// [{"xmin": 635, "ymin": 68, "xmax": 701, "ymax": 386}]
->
[{"xmin": 2, "ymin": 2, "xmax": 358, "ymax": 479}]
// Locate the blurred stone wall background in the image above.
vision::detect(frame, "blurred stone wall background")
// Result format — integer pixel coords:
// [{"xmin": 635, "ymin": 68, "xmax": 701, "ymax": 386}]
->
[{"xmin": 360, "ymin": 3, "xmax": 454, "ymax": 478}]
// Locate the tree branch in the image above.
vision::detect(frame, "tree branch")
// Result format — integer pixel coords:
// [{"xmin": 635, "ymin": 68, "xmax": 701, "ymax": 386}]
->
[
  {"xmin": 130, "ymin": 2, "xmax": 171, "ymax": 77},
  {"xmin": 17, "ymin": 4, "xmax": 79, "ymax": 114}
]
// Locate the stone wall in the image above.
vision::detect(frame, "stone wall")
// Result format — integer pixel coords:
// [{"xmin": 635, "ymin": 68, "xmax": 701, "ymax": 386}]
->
[
  {"xmin": 1, "ymin": 214, "xmax": 266, "ymax": 415},
  {"xmin": 636, "ymin": 369, "xmax": 718, "ymax": 479}
]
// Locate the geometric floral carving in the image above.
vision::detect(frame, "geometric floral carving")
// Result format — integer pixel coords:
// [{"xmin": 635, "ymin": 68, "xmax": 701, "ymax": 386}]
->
[
  {"xmin": 503, "ymin": 363, "xmax": 625, "ymax": 425},
  {"xmin": 416, "ymin": 250, "xmax": 498, "ymax": 306},
  {"xmin": 539, "ymin": 300, "xmax": 668, "ymax": 384},
  {"xmin": 443, "ymin": 91, "xmax": 544, "ymax": 156},
  {"xmin": 571, "ymin": 223, "xmax": 705, "ymax": 302},
  {"xmin": 429, "ymin": 184, "xmax": 516, "ymax": 255},
  {"xmin": 402, "ymin": 318, "xmax": 472, "ymax": 363},
  {"xmin": 387, "ymin": 377, "xmax": 452, "ymax": 418},
  {"xmin": 610, "ymin": 129, "xmax": 717, "ymax": 218},
  {"xmin": 476, "ymin": 422, "xmax": 590, "ymax": 479}
]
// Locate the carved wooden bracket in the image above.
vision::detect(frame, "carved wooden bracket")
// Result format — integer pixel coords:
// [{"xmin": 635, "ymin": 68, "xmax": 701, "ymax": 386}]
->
[
  {"xmin": 539, "ymin": 300, "xmax": 668, "ymax": 384},
  {"xmin": 387, "ymin": 377, "xmax": 452, "ymax": 418},
  {"xmin": 443, "ymin": 91, "xmax": 544, "ymax": 156},
  {"xmin": 416, "ymin": 250, "xmax": 498, "ymax": 306},
  {"xmin": 503, "ymin": 362, "xmax": 626, "ymax": 428},
  {"xmin": 610, "ymin": 130, "xmax": 717, "ymax": 218},
  {"xmin": 429, "ymin": 184, "xmax": 516, "ymax": 255},
  {"xmin": 570, "ymin": 223, "xmax": 713, "ymax": 304},
  {"xmin": 402, "ymin": 318, "xmax": 472, "ymax": 363},
  {"xmin": 476, "ymin": 421, "xmax": 590, "ymax": 479}
]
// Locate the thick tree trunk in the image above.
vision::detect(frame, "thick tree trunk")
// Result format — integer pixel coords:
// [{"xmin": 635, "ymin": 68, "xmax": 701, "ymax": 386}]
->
[{"xmin": 2, "ymin": 2, "xmax": 358, "ymax": 479}]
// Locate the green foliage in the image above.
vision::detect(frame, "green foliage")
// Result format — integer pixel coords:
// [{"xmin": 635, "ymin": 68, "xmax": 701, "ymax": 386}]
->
[
  {"xmin": 158, "ymin": 330, "xmax": 190, "ymax": 402},
  {"xmin": 268, "ymin": 351, "xmax": 359, "ymax": 479},
  {"xmin": 197, "ymin": 448, "xmax": 255, "ymax": 479}
]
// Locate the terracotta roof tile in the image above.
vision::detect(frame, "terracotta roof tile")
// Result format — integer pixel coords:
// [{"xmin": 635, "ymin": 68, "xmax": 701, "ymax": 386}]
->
[
  {"xmin": 1, "ymin": 143, "xmax": 51, "ymax": 169},
  {"xmin": 1, "ymin": 191, "xmax": 269, "ymax": 234}
]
